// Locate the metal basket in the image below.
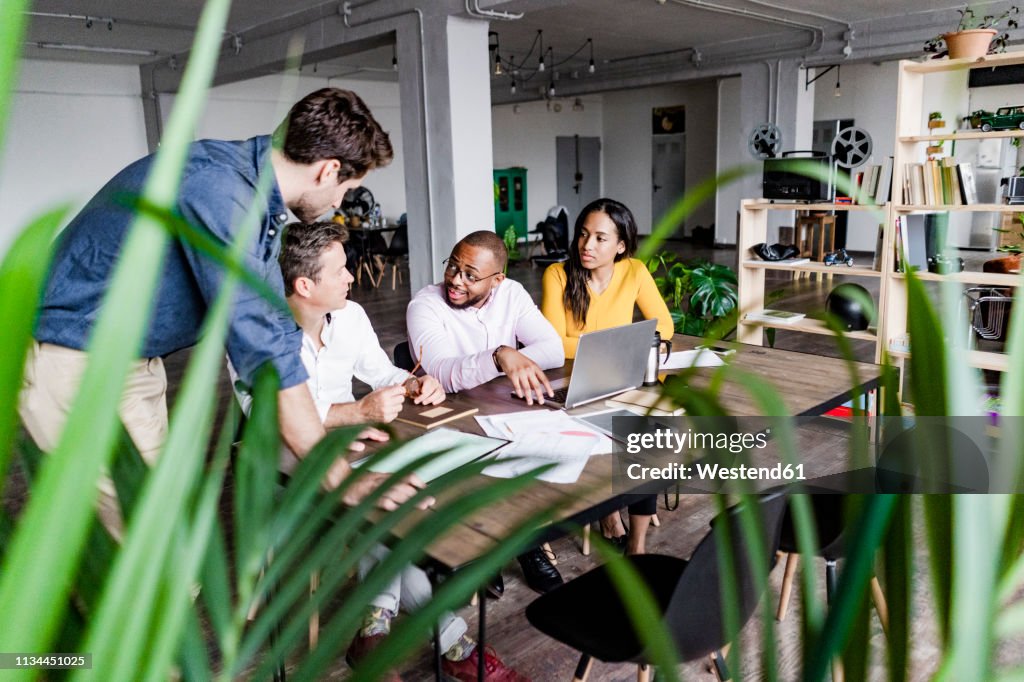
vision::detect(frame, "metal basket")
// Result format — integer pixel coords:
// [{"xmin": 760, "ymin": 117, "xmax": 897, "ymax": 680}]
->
[{"xmin": 962, "ymin": 287, "xmax": 1013, "ymax": 345}]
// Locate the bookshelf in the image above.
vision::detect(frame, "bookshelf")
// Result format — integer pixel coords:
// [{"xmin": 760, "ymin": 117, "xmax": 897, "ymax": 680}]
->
[
  {"xmin": 736, "ymin": 200, "xmax": 891, "ymax": 360},
  {"xmin": 884, "ymin": 50, "xmax": 1024, "ymax": 383},
  {"xmin": 736, "ymin": 53, "xmax": 1024, "ymax": 377}
]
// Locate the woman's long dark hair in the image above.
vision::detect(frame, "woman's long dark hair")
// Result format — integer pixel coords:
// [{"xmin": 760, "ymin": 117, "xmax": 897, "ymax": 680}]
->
[{"xmin": 563, "ymin": 198, "xmax": 639, "ymax": 328}]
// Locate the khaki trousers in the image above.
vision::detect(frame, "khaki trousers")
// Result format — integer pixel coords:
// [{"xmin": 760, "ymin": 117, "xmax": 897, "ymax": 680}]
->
[{"xmin": 18, "ymin": 342, "xmax": 169, "ymax": 540}]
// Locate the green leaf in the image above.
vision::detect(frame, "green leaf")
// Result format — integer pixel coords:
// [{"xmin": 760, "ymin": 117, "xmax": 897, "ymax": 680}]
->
[
  {"xmin": 0, "ymin": 0, "xmax": 30, "ymax": 161},
  {"xmin": 0, "ymin": 206, "xmax": 69, "ymax": 482}
]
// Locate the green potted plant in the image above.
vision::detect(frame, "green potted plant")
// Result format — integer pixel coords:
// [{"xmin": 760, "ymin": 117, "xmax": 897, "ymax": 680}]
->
[
  {"xmin": 928, "ymin": 111, "xmax": 945, "ymax": 129},
  {"xmin": 645, "ymin": 250, "xmax": 738, "ymax": 337},
  {"xmin": 924, "ymin": 5, "xmax": 1020, "ymax": 59},
  {"xmin": 989, "ymin": 212, "xmax": 1024, "ymax": 273}
]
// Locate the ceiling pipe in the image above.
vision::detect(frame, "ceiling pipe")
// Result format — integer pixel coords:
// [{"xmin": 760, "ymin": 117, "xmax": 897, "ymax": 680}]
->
[
  {"xmin": 666, "ymin": 0, "xmax": 824, "ymax": 54},
  {"xmin": 464, "ymin": 0, "xmax": 523, "ymax": 21}
]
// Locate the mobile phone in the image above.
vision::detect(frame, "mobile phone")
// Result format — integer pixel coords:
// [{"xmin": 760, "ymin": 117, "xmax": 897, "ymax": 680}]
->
[{"xmin": 696, "ymin": 344, "xmax": 736, "ymax": 357}]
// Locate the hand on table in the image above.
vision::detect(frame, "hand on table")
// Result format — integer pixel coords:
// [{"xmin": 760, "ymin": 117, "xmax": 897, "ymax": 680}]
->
[
  {"xmin": 496, "ymin": 347, "xmax": 554, "ymax": 406},
  {"xmin": 357, "ymin": 384, "xmax": 406, "ymax": 423},
  {"xmin": 342, "ymin": 470, "xmax": 434, "ymax": 511}
]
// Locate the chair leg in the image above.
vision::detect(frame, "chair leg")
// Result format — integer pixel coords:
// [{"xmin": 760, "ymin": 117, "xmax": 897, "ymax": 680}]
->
[
  {"xmin": 825, "ymin": 560, "xmax": 838, "ymax": 605},
  {"xmin": 637, "ymin": 663, "xmax": 651, "ymax": 682},
  {"xmin": 651, "ymin": 513, "xmax": 660, "ymax": 528},
  {"xmin": 711, "ymin": 647, "xmax": 731, "ymax": 681},
  {"xmin": 470, "ymin": 591, "xmax": 478, "ymax": 607},
  {"xmin": 776, "ymin": 552, "xmax": 799, "ymax": 622},
  {"xmin": 870, "ymin": 575, "xmax": 890, "ymax": 637},
  {"xmin": 572, "ymin": 653, "xmax": 593, "ymax": 682},
  {"xmin": 309, "ymin": 571, "xmax": 319, "ymax": 650},
  {"xmin": 391, "ymin": 264, "xmax": 397, "ymax": 290},
  {"xmin": 542, "ymin": 542, "xmax": 557, "ymax": 566},
  {"xmin": 582, "ymin": 524, "xmax": 591, "ymax": 556}
]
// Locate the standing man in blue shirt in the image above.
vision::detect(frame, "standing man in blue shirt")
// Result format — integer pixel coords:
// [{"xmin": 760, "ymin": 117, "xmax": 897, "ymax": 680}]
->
[{"xmin": 19, "ymin": 88, "xmax": 428, "ymax": 532}]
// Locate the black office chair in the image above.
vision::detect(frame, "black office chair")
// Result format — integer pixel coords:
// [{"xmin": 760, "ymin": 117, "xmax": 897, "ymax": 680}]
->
[
  {"xmin": 775, "ymin": 495, "xmax": 889, "ymax": 633},
  {"xmin": 375, "ymin": 224, "xmax": 409, "ymax": 290},
  {"xmin": 393, "ymin": 341, "xmax": 415, "ymax": 372},
  {"xmin": 526, "ymin": 493, "xmax": 787, "ymax": 681},
  {"xmin": 530, "ymin": 208, "xmax": 570, "ymax": 268}
]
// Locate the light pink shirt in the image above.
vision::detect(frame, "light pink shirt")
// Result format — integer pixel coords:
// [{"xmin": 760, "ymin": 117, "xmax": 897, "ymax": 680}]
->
[{"xmin": 406, "ymin": 279, "xmax": 564, "ymax": 393}]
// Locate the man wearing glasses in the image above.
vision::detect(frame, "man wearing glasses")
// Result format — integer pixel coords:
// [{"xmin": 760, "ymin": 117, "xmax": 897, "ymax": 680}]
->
[{"xmin": 405, "ymin": 230, "xmax": 566, "ymax": 594}]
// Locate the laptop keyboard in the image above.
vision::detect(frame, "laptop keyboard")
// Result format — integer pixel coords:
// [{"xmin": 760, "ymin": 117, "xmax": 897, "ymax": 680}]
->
[{"xmin": 550, "ymin": 386, "xmax": 569, "ymax": 404}]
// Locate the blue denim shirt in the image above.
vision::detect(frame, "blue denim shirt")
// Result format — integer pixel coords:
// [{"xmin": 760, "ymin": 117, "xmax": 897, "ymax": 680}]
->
[{"xmin": 36, "ymin": 135, "xmax": 307, "ymax": 389}]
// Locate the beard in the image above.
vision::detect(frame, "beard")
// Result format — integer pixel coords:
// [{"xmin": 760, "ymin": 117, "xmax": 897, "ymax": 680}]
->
[
  {"xmin": 290, "ymin": 193, "xmax": 333, "ymax": 223},
  {"xmin": 443, "ymin": 284, "xmax": 490, "ymax": 310}
]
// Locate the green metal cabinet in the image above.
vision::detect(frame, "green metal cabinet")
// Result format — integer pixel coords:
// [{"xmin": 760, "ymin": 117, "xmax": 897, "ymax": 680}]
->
[{"xmin": 493, "ymin": 167, "xmax": 527, "ymax": 239}]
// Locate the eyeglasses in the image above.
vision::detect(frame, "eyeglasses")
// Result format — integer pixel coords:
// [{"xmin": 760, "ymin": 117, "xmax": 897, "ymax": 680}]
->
[{"xmin": 441, "ymin": 258, "xmax": 500, "ymax": 285}]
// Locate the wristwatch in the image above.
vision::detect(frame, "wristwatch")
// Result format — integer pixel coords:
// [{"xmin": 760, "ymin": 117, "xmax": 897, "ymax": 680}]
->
[{"xmin": 492, "ymin": 345, "xmax": 507, "ymax": 371}]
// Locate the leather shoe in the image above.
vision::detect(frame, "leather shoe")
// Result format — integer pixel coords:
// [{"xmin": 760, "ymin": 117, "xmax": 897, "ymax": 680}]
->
[
  {"xmin": 486, "ymin": 573, "xmax": 504, "ymax": 599},
  {"xmin": 516, "ymin": 547, "xmax": 563, "ymax": 594},
  {"xmin": 347, "ymin": 632, "xmax": 403, "ymax": 682},
  {"xmin": 604, "ymin": 535, "xmax": 628, "ymax": 554}
]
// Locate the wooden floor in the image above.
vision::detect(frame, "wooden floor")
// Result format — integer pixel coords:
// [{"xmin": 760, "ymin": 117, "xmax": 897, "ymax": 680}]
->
[{"xmin": 9, "ymin": 240, "xmax": 1014, "ymax": 680}]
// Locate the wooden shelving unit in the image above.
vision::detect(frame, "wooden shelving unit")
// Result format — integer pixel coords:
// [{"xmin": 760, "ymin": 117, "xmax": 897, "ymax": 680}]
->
[
  {"xmin": 736, "ymin": 51, "xmax": 1024, "ymax": 376},
  {"xmin": 884, "ymin": 51, "xmax": 1024, "ymax": 382},
  {"xmin": 736, "ymin": 200, "xmax": 892, "ymax": 361}
]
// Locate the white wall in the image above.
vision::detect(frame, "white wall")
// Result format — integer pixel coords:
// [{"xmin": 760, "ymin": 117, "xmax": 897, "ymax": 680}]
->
[
  {"xmin": 163, "ymin": 74, "xmax": 408, "ymax": 223},
  {"xmin": 813, "ymin": 60, "xmax": 901, "ymax": 251},
  {"xmin": 491, "ymin": 97, "xmax": 604, "ymax": 230},
  {"xmin": 602, "ymin": 81, "xmax": 718, "ymax": 235},
  {"xmin": 0, "ymin": 60, "xmax": 148, "ymax": 254}
]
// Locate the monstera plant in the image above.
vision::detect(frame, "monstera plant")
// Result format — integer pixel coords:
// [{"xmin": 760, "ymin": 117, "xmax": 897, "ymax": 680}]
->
[{"xmin": 645, "ymin": 251, "xmax": 738, "ymax": 337}]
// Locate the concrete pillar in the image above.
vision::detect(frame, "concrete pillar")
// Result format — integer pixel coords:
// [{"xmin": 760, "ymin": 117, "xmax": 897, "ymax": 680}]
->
[{"xmin": 400, "ymin": 12, "xmax": 494, "ymax": 292}]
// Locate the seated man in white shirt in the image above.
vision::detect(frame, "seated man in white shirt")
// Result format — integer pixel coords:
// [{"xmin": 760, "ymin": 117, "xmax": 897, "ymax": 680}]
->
[
  {"xmin": 407, "ymin": 230, "xmax": 563, "ymax": 404},
  {"xmin": 406, "ymin": 230, "xmax": 567, "ymax": 596},
  {"xmin": 271, "ymin": 222, "xmax": 527, "ymax": 682}
]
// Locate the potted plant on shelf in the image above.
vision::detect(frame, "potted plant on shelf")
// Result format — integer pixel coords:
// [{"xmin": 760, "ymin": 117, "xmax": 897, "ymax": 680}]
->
[
  {"xmin": 986, "ymin": 212, "xmax": 1024, "ymax": 273},
  {"xmin": 924, "ymin": 5, "xmax": 1020, "ymax": 59},
  {"xmin": 928, "ymin": 111, "xmax": 946, "ymax": 129}
]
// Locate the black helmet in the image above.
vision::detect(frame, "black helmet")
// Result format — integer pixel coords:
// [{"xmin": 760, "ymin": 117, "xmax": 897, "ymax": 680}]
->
[
  {"xmin": 826, "ymin": 283, "xmax": 873, "ymax": 331},
  {"xmin": 341, "ymin": 186, "xmax": 376, "ymax": 218}
]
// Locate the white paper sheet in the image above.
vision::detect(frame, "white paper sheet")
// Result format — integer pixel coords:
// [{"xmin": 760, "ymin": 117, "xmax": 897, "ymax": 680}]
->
[
  {"xmin": 353, "ymin": 428, "xmax": 506, "ymax": 482},
  {"xmin": 660, "ymin": 348, "xmax": 726, "ymax": 370}
]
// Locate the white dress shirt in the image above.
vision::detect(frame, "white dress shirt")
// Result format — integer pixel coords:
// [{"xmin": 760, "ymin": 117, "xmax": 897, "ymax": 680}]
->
[
  {"xmin": 230, "ymin": 301, "xmax": 409, "ymax": 423},
  {"xmin": 406, "ymin": 279, "xmax": 564, "ymax": 393}
]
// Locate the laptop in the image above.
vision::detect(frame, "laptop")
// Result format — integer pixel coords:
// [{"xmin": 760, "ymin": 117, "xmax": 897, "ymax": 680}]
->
[{"xmin": 542, "ymin": 319, "xmax": 658, "ymax": 409}]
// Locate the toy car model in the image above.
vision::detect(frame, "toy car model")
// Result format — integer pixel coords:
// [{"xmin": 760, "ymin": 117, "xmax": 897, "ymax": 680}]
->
[
  {"xmin": 966, "ymin": 106, "xmax": 1024, "ymax": 132},
  {"xmin": 823, "ymin": 248, "xmax": 854, "ymax": 267}
]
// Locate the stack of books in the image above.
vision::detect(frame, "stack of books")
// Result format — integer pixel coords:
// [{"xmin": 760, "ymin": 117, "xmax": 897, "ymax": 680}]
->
[
  {"xmin": 901, "ymin": 159, "xmax": 977, "ymax": 206},
  {"xmin": 744, "ymin": 309, "xmax": 807, "ymax": 325}
]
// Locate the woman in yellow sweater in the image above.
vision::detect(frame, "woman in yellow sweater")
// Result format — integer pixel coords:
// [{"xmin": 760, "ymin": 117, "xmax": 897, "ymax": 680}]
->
[{"xmin": 541, "ymin": 198, "xmax": 674, "ymax": 555}]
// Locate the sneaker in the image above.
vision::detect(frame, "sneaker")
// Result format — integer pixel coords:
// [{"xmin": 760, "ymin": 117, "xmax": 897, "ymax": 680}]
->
[
  {"xmin": 442, "ymin": 645, "xmax": 530, "ymax": 682},
  {"xmin": 346, "ymin": 632, "xmax": 402, "ymax": 682}
]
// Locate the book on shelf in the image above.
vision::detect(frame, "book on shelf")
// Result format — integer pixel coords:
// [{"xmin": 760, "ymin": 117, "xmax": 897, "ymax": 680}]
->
[
  {"xmin": 957, "ymin": 162, "xmax": 978, "ymax": 204},
  {"xmin": 605, "ymin": 389, "xmax": 686, "ymax": 416},
  {"xmin": 872, "ymin": 223, "xmax": 885, "ymax": 270},
  {"xmin": 395, "ymin": 393, "xmax": 479, "ymax": 430},
  {"xmin": 744, "ymin": 309, "xmax": 806, "ymax": 324},
  {"xmin": 875, "ymin": 157, "xmax": 894, "ymax": 205}
]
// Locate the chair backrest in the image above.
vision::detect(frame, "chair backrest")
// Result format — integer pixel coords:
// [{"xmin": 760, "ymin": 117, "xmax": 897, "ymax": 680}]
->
[
  {"xmin": 778, "ymin": 494, "xmax": 847, "ymax": 560},
  {"xmin": 393, "ymin": 341, "xmax": 415, "ymax": 371},
  {"xmin": 387, "ymin": 225, "xmax": 409, "ymax": 255},
  {"xmin": 661, "ymin": 493, "xmax": 787, "ymax": 660}
]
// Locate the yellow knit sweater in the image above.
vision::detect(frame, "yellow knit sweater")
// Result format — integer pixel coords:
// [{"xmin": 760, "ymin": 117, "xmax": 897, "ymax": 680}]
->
[{"xmin": 541, "ymin": 258, "xmax": 674, "ymax": 359}]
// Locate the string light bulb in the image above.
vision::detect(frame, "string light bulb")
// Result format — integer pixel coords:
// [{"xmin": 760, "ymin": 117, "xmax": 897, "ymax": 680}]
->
[{"xmin": 588, "ymin": 38, "xmax": 595, "ymax": 74}]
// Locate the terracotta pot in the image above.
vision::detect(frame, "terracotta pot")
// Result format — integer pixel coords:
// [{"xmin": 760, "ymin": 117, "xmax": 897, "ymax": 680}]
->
[
  {"xmin": 983, "ymin": 253, "xmax": 1022, "ymax": 274},
  {"xmin": 943, "ymin": 29, "xmax": 997, "ymax": 59}
]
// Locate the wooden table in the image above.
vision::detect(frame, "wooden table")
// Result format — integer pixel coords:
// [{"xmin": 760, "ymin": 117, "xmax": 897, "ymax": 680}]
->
[{"xmin": 381, "ymin": 334, "xmax": 886, "ymax": 573}]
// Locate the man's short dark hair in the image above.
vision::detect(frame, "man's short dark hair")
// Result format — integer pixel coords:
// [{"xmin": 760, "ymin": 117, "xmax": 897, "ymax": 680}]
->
[
  {"xmin": 456, "ymin": 230, "xmax": 508, "ymax": 271},
  {"xmin": 280, "ymin": 221, "xmax": 348, "ymax": 296},
  {"xmin": 274, "ymin": 88, "xmax": 394, "ymax": 182}
]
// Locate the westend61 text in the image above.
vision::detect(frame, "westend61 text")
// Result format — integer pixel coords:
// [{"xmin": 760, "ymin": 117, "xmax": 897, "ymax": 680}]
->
[{"xmin": 626, "ymin": 462, "xmax": 806, "ymax": 482}]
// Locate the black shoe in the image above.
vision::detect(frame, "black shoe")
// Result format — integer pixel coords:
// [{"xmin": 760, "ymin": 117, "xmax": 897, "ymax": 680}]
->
[
  {"xmin": 516, "ymin": 547, "xmax": 563, "ymax": 594},
  {"xmin": 604, "ymin": 535, "xmax": 628, "ymax": 554},
  {"xmin": 486, "ymin": 573, "xmax": 504, "ymax": 599}
]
